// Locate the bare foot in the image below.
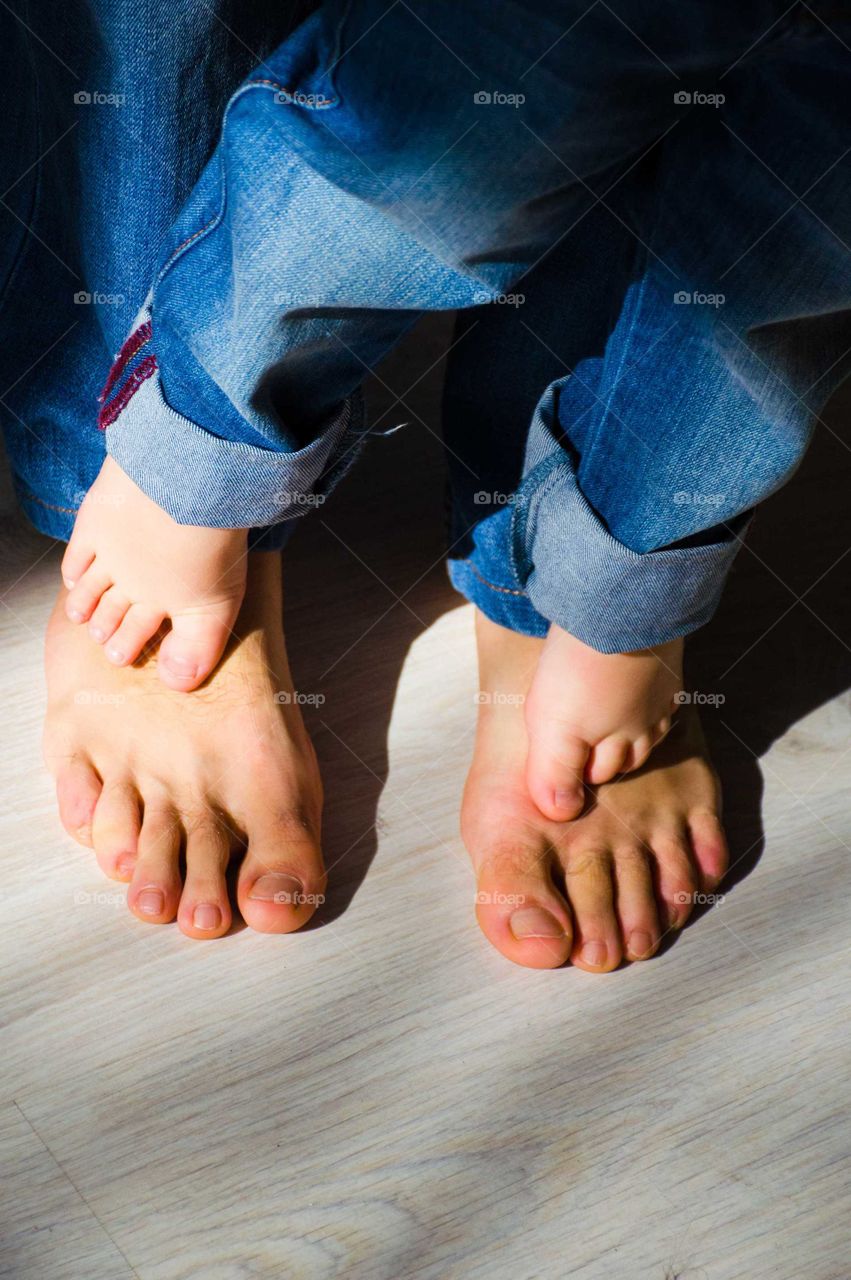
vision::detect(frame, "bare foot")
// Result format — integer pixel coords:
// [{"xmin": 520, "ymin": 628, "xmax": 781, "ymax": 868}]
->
[
  {"xmin": 44, "ymin": 552, "xmax": 325, "ymax": 938},
  {"xmin": 462, "ymin": 613, "xmax": 727, "ymax": 971},
  {"xmin": 61, "ymin": 456, "xmax": 247, "ymax": 691},
  {"xmin": 524, "ymin": 622, "xmax": 683, "ymax": 820}
]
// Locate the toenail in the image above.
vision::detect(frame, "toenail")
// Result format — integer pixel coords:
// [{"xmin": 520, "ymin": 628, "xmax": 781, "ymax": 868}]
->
[
  {"xmin": 116, "ymin": 854, "xmax": 136, "ymax": 878},
  {"xmin": 193, "ymin": 903, "xmax": 222, "ymax": 931},
  {"xmin": 68, "ymin": 608, "xmax": 85, "ymax": 623},
  {"xmin": 165, "ymin": 655, "xmax": 199, "ymax": 677},
  {"xmin": 580, "ymin": 941, "xmax": 608, "ymax": 968},
  {"xmin": 248, "ymin": 872, "xmax": 303, "ymax": 904},
  {"xmin": 555, "ymin": 787, "xmax": 582, "ymax": 811},
  {"xmin": 509, "ymin": 906, "xmax": 566, "ymax": 940},
  {"xmin": 628, "ymin": 931, "xmax": 654, "ymax": 959},
  {"xmin": 137, "ymin": 888, "xmax": 164, "ymax": 915},
  {"xmin": 90, "ymin": 626, "xmax": 104, "ymax": 641},
  {"xmin": 106, "ymin": 647, "xmax": 125, "ymax": 664}
]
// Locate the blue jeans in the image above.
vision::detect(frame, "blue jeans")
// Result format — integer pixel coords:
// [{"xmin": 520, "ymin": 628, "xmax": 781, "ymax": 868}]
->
[{"xmin": 2, "ymin": 2, "xmax": 850, "ymax": 650}]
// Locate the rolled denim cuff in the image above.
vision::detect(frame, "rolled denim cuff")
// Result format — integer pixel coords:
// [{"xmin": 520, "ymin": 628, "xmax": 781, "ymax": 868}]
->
[
  {"xmin": 101, "ymin": 307, "xmax": 358, "ymax": 528},
  {"xmin": 514, "ymin": 403, "xmax": 747, "ymax": 653}
]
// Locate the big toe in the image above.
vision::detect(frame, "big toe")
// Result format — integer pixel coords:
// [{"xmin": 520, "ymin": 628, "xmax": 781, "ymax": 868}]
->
[
  {"xmin": 525, "ymin": 724, "xmax": 590, "ymax": 821},
  {"xmin": 237, "ymin": 811, "xmax": 326, "ymax": 934},
  {"xmin": 474, "ymin": 842, "xmax": 572, "ymax": 969},
  {"xmin": 158, "ymin": 604, "xmax": 240, "ymax": 691}
]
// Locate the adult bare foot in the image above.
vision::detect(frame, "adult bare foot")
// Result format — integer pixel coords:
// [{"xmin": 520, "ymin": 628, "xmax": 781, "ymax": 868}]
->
[
  {"xmin": 462, "ymin": 613, "xmax": 728, "ymax": 971},
  {"xmin": 43, "ymin": 552, "xmax": 325, "ymax": 938}
]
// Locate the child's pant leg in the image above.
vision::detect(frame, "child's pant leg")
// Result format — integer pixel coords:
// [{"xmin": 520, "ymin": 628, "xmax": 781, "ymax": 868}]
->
[
  {"xmin": 445, "ymin": 14, "xmax": 851, "ymax": 650},
  {"xmin": 101, "ymin": 0, "xmax": 795, "ymax": 533}
]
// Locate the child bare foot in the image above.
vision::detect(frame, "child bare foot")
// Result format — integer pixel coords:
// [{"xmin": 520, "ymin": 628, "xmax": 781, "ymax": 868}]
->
[
  {"xmin": 523, "ymin": 623, "xmax": 683, "ymax": 821},
  {"xmin": 463, "ymin": 612, "xmax": 726, "ymax": 971},
  {"xmin": 62, "ymin": 456, "xmax": 247, "ymax": 691}
]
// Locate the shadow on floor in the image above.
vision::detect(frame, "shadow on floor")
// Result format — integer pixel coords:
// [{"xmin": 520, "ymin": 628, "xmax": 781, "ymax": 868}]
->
[{"xmin": 284, "ymin": 315, "xmax": 851, "ymax": 926}]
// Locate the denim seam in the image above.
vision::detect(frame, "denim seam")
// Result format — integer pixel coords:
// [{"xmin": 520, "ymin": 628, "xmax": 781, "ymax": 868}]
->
[
  {"xmin": 157, "ymin": 80, "xmax": 338, "ymax": 285},
  {"xmin": 510, "ymin": 453, "xmax": 564, "ymax": 586},
  {"xmin": 458, "ymin": 558, "xmax": 527, "ymax": 598},
  {"xmin": 20, "ymin": 489, "xmax": 78, "ymax": 516}
]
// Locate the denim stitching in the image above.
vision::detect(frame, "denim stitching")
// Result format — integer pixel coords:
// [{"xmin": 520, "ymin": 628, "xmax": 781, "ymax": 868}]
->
[
  {"xmin": 99, "ymin": 320, "xmax": 152, "ymax": 405},
  {"xmin": 157, "ymin": 76, "xmax": 338, "ymax": 284},
  {"xmin": 98, "ymin": 353, "xmax": 158, "ymax": 429},
  {"xmin": 459, "ymin": 559, "xmax": 527, "ymax": 597},
  {"xmin": 20, "ymin": 490, "xmax": 78, "ymax": 515}
]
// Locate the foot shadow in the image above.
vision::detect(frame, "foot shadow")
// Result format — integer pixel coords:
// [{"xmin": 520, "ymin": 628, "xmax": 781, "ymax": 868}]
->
[
  {"xmin": 283, "ymin": 316, "xmax": 462, "ymax": 925},
  {"xmin": 688, "ymin": 381, "xmax": 851, "ymax": 906}
]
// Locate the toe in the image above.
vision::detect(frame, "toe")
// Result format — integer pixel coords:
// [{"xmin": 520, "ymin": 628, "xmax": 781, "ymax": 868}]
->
[
  {"xmin": 157, "ymin": 603, "xmax": 240, "ymax": 691},
  {"xmin": 65, "ymin": 564, "xmax": 113, "ymax": 625},
  {"xmin": 237, "ymin": 811, "xmax": 326, "ymax": 933},
  {"xmin": 177, "ymin": 816, "xmax": 233, "ymax": 939},
  {"xmin": 475, "ymin": 844, "xmax": 572, "ymax": 969},
  {"xmin": 585, "ymin": 735, "xmax": 631, "ymax": 785},
  {"xmin": 55, "ymin": 757, "xmax": 102, "ymax": 846},
  {"xmin": 88, "ymin": 587, "xmax": 130, "ymax": 645},
  {"xmin": 688, "ymin": 809, "xmax": 729, "ymax": 890},
  {"xmin": 525, "ymin": 723, "xmax": 590, "ymax": 821},
  {"xmin": 105, "ymin": 604, "xmax": 166, "ymax": 666},
  {"xmin": 61, "ymin": 536, "xmax": 94, "ymax": 589},
  {"xmin": 562, "ymin": 846, "xmax": 622, "ymax": 972},
  {"xmin": 91, "ymin": 781, "xmax": 141, "ymax": 880},
  {"xmin": 612, "ymin": 845, "xmax": 660, "ymax": 961},
  {"xmin": 649, "ymin": 832, "xmax": 700, "ymax": 931},
  {"xmin": 127, "ymin": 804, "xmax": 183, "ymax": 924}
]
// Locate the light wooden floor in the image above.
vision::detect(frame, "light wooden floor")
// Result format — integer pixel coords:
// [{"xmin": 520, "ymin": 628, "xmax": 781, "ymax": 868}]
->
[{"xmin": 2, "ymin": 327, "xmax": 850, "ymax": 1280}]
